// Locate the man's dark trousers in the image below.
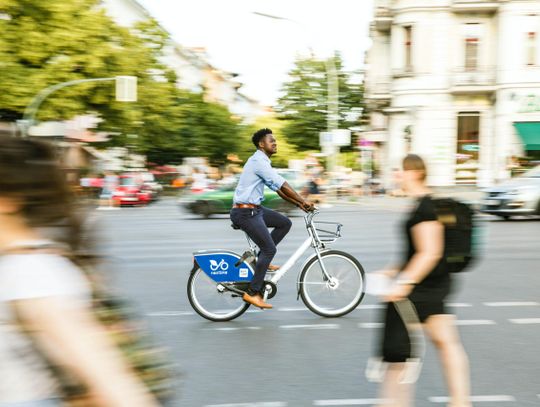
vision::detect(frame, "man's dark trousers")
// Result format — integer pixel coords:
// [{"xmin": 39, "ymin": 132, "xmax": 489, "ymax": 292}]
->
[{"xmin": 230, "ymin": 206, "xmax": 292, "ymax": 295}]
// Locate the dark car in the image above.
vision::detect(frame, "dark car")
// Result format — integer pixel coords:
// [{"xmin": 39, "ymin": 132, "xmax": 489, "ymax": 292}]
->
[{"xmin": 480, "ymin": 165, "xmax": 540, "ymax": 219}]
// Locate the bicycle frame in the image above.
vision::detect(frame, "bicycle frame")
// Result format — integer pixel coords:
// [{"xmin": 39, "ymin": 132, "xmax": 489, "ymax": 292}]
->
[{"xmin": 243, "ymin": 211, "xmax": 340, "ymax": 287}]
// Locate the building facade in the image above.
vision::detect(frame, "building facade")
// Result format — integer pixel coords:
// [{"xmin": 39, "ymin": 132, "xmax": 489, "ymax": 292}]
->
[
  {"xmin": 101, "ymin": 0, "xmax": 264, "ymax": 123},
  {"xmin": 364, "ymin": 0, "xmax": 540, "ymax": 187}
]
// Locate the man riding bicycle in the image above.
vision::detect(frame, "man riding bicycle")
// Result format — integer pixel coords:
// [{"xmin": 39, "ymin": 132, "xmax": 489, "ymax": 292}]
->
[{"xmin": 230, "ymin": 128, "xmax": 315, "ymax": 309}]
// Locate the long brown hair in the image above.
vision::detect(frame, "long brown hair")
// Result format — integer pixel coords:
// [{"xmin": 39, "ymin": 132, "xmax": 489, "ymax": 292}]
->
[
  {"xmin": 0, "ymin": 136, "xmax": 83, "ymax": 252},
  {"xmin": 403, "ymin": 154, "xmax": 427, "ymax": 181}
]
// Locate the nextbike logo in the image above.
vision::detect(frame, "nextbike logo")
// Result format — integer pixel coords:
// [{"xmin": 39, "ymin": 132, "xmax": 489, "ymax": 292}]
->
[{"xmin": 209, "ymin": 259, "xmax": 229, "ymax": 274}]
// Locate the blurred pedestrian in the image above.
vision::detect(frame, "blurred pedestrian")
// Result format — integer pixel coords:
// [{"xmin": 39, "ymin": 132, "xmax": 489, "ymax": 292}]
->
[
  {"xmin": 190, "ymin": 167, "xmax": 208, "ymax": 193},
  {"xmin": 0, "ymin": 136, "xmax": 159, "ymax": 407},
  {"xmin": 98, "ymin": 171, "xmax": 119, "ymax": 210},
  {"xmin": 373, "ymin": 154, "xmax": 471, "ymax": 407}
]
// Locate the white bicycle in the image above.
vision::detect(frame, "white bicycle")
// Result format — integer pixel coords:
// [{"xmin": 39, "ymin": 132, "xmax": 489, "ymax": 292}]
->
[{"xmin": 187, "ymin": 210, "xmax": 366, "ymax": 321}]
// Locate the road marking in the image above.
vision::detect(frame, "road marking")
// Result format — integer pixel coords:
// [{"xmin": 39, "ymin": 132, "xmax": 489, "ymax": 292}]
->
[
  {"xmin": 429, "ymin": 395, "xmax": 516, "ymax": 403},
  {"xmin": 448, "ymin": 302, "xmax": 472, "ymax": 308},
  {"xmin": 279, "ymin": 324, "xmax": 340, "ymax": 330},
  {"xmin": 276, "ymin": 304, "xmax": 384, "ymax": 312},
  {"xmin": 146, "ymin": 311, "xmax": 194, "ymax": 317},
  {"xmin": 210, "ymin": 327, "xmax": 262, "ymax": 332},
  {"xmin": 484, "ymin": 301, "xmax": 539, "ymax": 307},
  {"xmin": 314, "ymin": 399, "xmax": 387, "ymax": 406},
  {"xmin": 277, "ymin": 307, "xmax": 307, "ymax": 312},
  {"xmin": 357, "ymin": 304, "xmax": 385, "ymax": 310},
  {"xmin": 455, "ymin": 320, "xmax": 496, "ymax": 326},
  {"xmin": 358, "ymin": 322, "xmax": 384, "ymax": 329},
  {"xmin": 509, "ymin": 318, "xmax": 540, "ymax": 324},
  {"xmin": 205, "ymin": 403, "xmax": 287, "ymax": 407}
]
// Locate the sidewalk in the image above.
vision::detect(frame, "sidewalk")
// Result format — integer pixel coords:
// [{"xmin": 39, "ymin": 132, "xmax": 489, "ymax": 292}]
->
[{"xmin": 325, "ymin": 186, "xmax": 484, "ymax": 210}]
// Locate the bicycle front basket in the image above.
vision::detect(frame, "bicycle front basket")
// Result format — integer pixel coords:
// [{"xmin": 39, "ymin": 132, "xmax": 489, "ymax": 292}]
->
[{"xmin": 313, "ymin": 221, "xmax": 342, "ymax": 243}]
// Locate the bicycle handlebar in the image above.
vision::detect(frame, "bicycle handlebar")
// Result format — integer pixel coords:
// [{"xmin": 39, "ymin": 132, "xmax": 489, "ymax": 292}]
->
[{"xmin": 304, "ymin": 208, "xmax": 319, "ymax": 226}]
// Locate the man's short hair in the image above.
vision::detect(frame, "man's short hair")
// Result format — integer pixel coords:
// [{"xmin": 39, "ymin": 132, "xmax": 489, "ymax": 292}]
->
[{"xmin": 252, "ymin": 128, "xmax": 273, "ymax": 148}]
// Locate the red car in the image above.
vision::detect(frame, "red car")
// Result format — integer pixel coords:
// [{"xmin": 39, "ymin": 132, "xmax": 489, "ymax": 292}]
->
[{"xmin": 113, "ymin": 174, "xmax": 152, "ymax": 206}]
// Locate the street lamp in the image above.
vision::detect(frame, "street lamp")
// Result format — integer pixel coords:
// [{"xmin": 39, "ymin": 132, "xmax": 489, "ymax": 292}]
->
[
  {"xmin": 18, "ymin": 75, "xmax": 137, "ymax": 137},
  {"xmin": 252, "ymin": 11, "xmax": 340, "ymax": 169}
]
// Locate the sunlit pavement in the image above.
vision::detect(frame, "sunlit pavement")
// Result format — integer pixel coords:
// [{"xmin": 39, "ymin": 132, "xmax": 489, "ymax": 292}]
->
[{"xmin": 96, "ymin": 198, "xmax": 539, "ymax": 406}]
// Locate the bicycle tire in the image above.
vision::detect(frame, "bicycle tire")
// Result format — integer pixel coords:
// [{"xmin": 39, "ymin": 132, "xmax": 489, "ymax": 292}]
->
[
  {"xmin": 187, "ymin": 268, "xmax": 250, "ymax": 322},
  {"xmin": 299, "ymin": 250, "xmax": 365, "ymax": 317}
]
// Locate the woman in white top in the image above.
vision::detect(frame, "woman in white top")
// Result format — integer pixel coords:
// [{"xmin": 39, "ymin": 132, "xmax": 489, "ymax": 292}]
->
[{"xmin": 0, "ymin": 137, "xmax": 159, "ymax": 407}]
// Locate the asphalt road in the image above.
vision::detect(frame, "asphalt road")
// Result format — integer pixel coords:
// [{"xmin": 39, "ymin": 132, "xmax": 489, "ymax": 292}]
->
[{"xmin": 95, "ymin": 197, "xmax": 539, "ymax": 407}]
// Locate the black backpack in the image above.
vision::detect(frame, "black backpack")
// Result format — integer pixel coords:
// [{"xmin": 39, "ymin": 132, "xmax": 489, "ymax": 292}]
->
[{"xmin": 432, "ymin": 198, "xmax": 478, "ymax": 273}]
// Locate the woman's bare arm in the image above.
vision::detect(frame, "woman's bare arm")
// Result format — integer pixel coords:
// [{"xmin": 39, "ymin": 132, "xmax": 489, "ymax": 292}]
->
[{"xmin": 14, "ymin": 297, "xmax": 160, "ymax": 407}]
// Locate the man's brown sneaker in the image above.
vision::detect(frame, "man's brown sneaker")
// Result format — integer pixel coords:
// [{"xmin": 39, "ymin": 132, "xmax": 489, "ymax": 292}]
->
[{"xmin": 242, "ymin": 292, "xmax": 273, "ymax": 309}]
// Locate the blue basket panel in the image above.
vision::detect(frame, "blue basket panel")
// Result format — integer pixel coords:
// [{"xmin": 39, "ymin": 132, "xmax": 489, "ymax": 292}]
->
[{"xmin": 195, "ymin": 252, "xmax": 254, "ymax": 283}]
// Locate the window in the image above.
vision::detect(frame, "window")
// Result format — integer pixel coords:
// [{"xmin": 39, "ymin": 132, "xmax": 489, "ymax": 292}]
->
[
  {"xmin": 456, "ymin": 112, "xmax": 480, "ymax": 184},
  {"xmin": 464, "ymin": 23, "xmax": 480, "ymax": 71},
  {"xmin": 526, "ymin": 32, "xmax": 536, "ymax": 66},
  {"xmin": 404, "ymin": 26, "xmax": 413, "ymax": 71}
]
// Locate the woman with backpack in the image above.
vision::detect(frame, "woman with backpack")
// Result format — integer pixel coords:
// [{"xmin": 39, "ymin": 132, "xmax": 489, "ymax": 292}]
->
[
  {"xmin": 0, "ymin": 136, "xmax": 160, "ymax": 406},
  {"xmin": 373, "ymin": 154, "xmax": 472, "ymax": 407}
]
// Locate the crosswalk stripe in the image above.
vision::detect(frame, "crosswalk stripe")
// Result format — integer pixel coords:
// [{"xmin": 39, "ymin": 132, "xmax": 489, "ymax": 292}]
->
[
  {"xmin": 429, "ymin": 395, "xmax": 515, "ymax": 403},
  {"xmin": 448, "ymin": 302, "xmax": 472, "ymax": 307},
  {"xmin": 509, "ymin": 318, "xmax": 540, "ymax": 324},
  {"xmin": 314, "ymin": 399, "xmax": 386, "ymax": 406},
  {"xmin": 205, "ymin": 403, "xmax": 287, "ymax": 407},
  {"xmin": 358, "ymin": 322, "xmax": 383, "ymax": 329},
  {"xmin": 211, "ymin": 327, "xmax": 262, "ymax": 331},
  {"xmin": 280, "ymin": 324, "xmax": 340, "ymax": 330},
  {"xmin": 484, "ymin": 301, "xmax": 539, "ymax": 307},
  {"xmin": 146, "ymin": 311, "xmax": 194, "ymax": 316},
  {"xmin": 455, "ymin": 320, "xmax": 496, "ymax": 326}
]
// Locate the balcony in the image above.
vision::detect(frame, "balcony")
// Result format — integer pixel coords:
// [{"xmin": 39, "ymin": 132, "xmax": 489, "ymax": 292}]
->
[
  {"xmin": 366, "ymin": 79, "xmax": 391, "ymax": 108},
  {"xmin": 450, "ymin": 67, "xmax": 496, "ymax": 94},
  {"xmin": 451, "ymin": 0, "xmax": 499, "ymax": 14},
  {"xmin": 392, "ymin": 67, "xmax": 415, "ymax": 79},
  {"xmin": 374, "ymin": 1, "xmax": 392, "ymax": 32}
]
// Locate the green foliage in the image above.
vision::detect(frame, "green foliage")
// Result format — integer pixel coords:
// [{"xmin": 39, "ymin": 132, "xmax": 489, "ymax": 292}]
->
[
  {"xmin": 1, "ymin": 0, "xmax": 135, "ymax": 120},
  {"xmin": 275, "ymin": 53, "xmax": 366, "ymax": 151},
  {"xmin": 0, "ymin": 0, "xmax": 245, "ymax": 166}
]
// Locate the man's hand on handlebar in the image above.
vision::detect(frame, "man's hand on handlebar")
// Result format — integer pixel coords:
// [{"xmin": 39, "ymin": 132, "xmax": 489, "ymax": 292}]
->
[{"xmin": 301, "ymin": 201, "xmax": 316, "ymax": 212}]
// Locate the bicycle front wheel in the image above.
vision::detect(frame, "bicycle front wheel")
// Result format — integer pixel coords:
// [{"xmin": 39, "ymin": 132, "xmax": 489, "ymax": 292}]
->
[
  {"xmin": 187, "ymin": 268, "xmax": 250, "ymax": 322},
  {"xmin": 299, "ymin": 250, "xmax": 365, "ymax": 317}
]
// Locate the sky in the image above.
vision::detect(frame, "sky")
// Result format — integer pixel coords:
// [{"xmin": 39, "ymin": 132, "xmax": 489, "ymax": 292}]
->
[{"xmin": 137, "ymin": 0, "xmax": 374, "ymax": 106}]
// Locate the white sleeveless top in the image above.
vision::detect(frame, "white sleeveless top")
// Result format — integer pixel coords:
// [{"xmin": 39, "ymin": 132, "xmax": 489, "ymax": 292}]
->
[{"xmin": 0, "ymin": 245, "xmax": 91, "ymax": 403}]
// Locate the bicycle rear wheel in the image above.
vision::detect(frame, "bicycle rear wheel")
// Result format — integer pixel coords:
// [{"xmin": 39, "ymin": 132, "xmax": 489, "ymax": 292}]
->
[
  {"xmin": 187, "ymin": 268, "xmax": 250, "ymax": 321},
  {"xmin": 299, "ymin": 250, "xmax": 365, "ymax": 317}
]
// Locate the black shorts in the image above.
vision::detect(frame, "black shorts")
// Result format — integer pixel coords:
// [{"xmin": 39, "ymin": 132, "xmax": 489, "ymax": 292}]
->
[{"xmin": 380, "ymin": 301, "xmax": 449, "ymax": 363}]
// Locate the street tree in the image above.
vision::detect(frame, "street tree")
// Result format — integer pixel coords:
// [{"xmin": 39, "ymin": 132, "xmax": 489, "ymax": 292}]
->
[{"xmin": 275, "ymin": 53, "xmax": 366, "ymax": 151}]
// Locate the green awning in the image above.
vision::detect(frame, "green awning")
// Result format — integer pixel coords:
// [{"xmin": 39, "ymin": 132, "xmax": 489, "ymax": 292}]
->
[{"xmin": 514, "ymin": 122, "xmax": 540, "ymax": 150}]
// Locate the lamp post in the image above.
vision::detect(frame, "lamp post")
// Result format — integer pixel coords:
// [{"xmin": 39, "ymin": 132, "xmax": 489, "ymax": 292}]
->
[
  {"xmin": 252, "ymin": 12, "xmax": 339, "ymax": 170},
  {"xmin": 18, "ymin": 76, "xmax": 137, "ymax": 137}
]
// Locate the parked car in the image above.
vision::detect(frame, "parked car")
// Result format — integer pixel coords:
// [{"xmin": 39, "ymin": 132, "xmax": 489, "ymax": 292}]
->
[
  {"xmin": 480, "ymin": 165, "xmax": 540, "ymax": 220},
  {"xmin": 179, "ymin": 170, "xmax": 304, "ymax": 218},
  {"xmin": 140, "ymin": 172, "xmax": 163, "ymax": 201},
  {"xmin": 113, "ymin": 174, "xmax": 152, "ymax": 206}
]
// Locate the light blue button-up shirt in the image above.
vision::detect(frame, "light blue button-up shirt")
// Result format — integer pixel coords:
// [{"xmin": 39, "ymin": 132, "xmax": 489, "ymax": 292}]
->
[{"xmin": 233, "ymin": 150, "xmax": 286, "ymax": 205}]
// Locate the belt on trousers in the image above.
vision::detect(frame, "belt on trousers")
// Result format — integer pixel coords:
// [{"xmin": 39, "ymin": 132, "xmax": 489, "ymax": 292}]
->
[{"xmin": 233, "ymin": 203, "xmax": 260, "ymax": 209}]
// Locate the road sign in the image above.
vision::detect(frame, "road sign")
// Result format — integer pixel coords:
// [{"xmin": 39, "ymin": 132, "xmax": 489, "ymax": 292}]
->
[
  {"xmin": 116, "ymin": 76, "xmax": 137, "ymax": 102},
  {"xmin": 319, "ymin": 129, "xmax": 351, "ymax": 147}
]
